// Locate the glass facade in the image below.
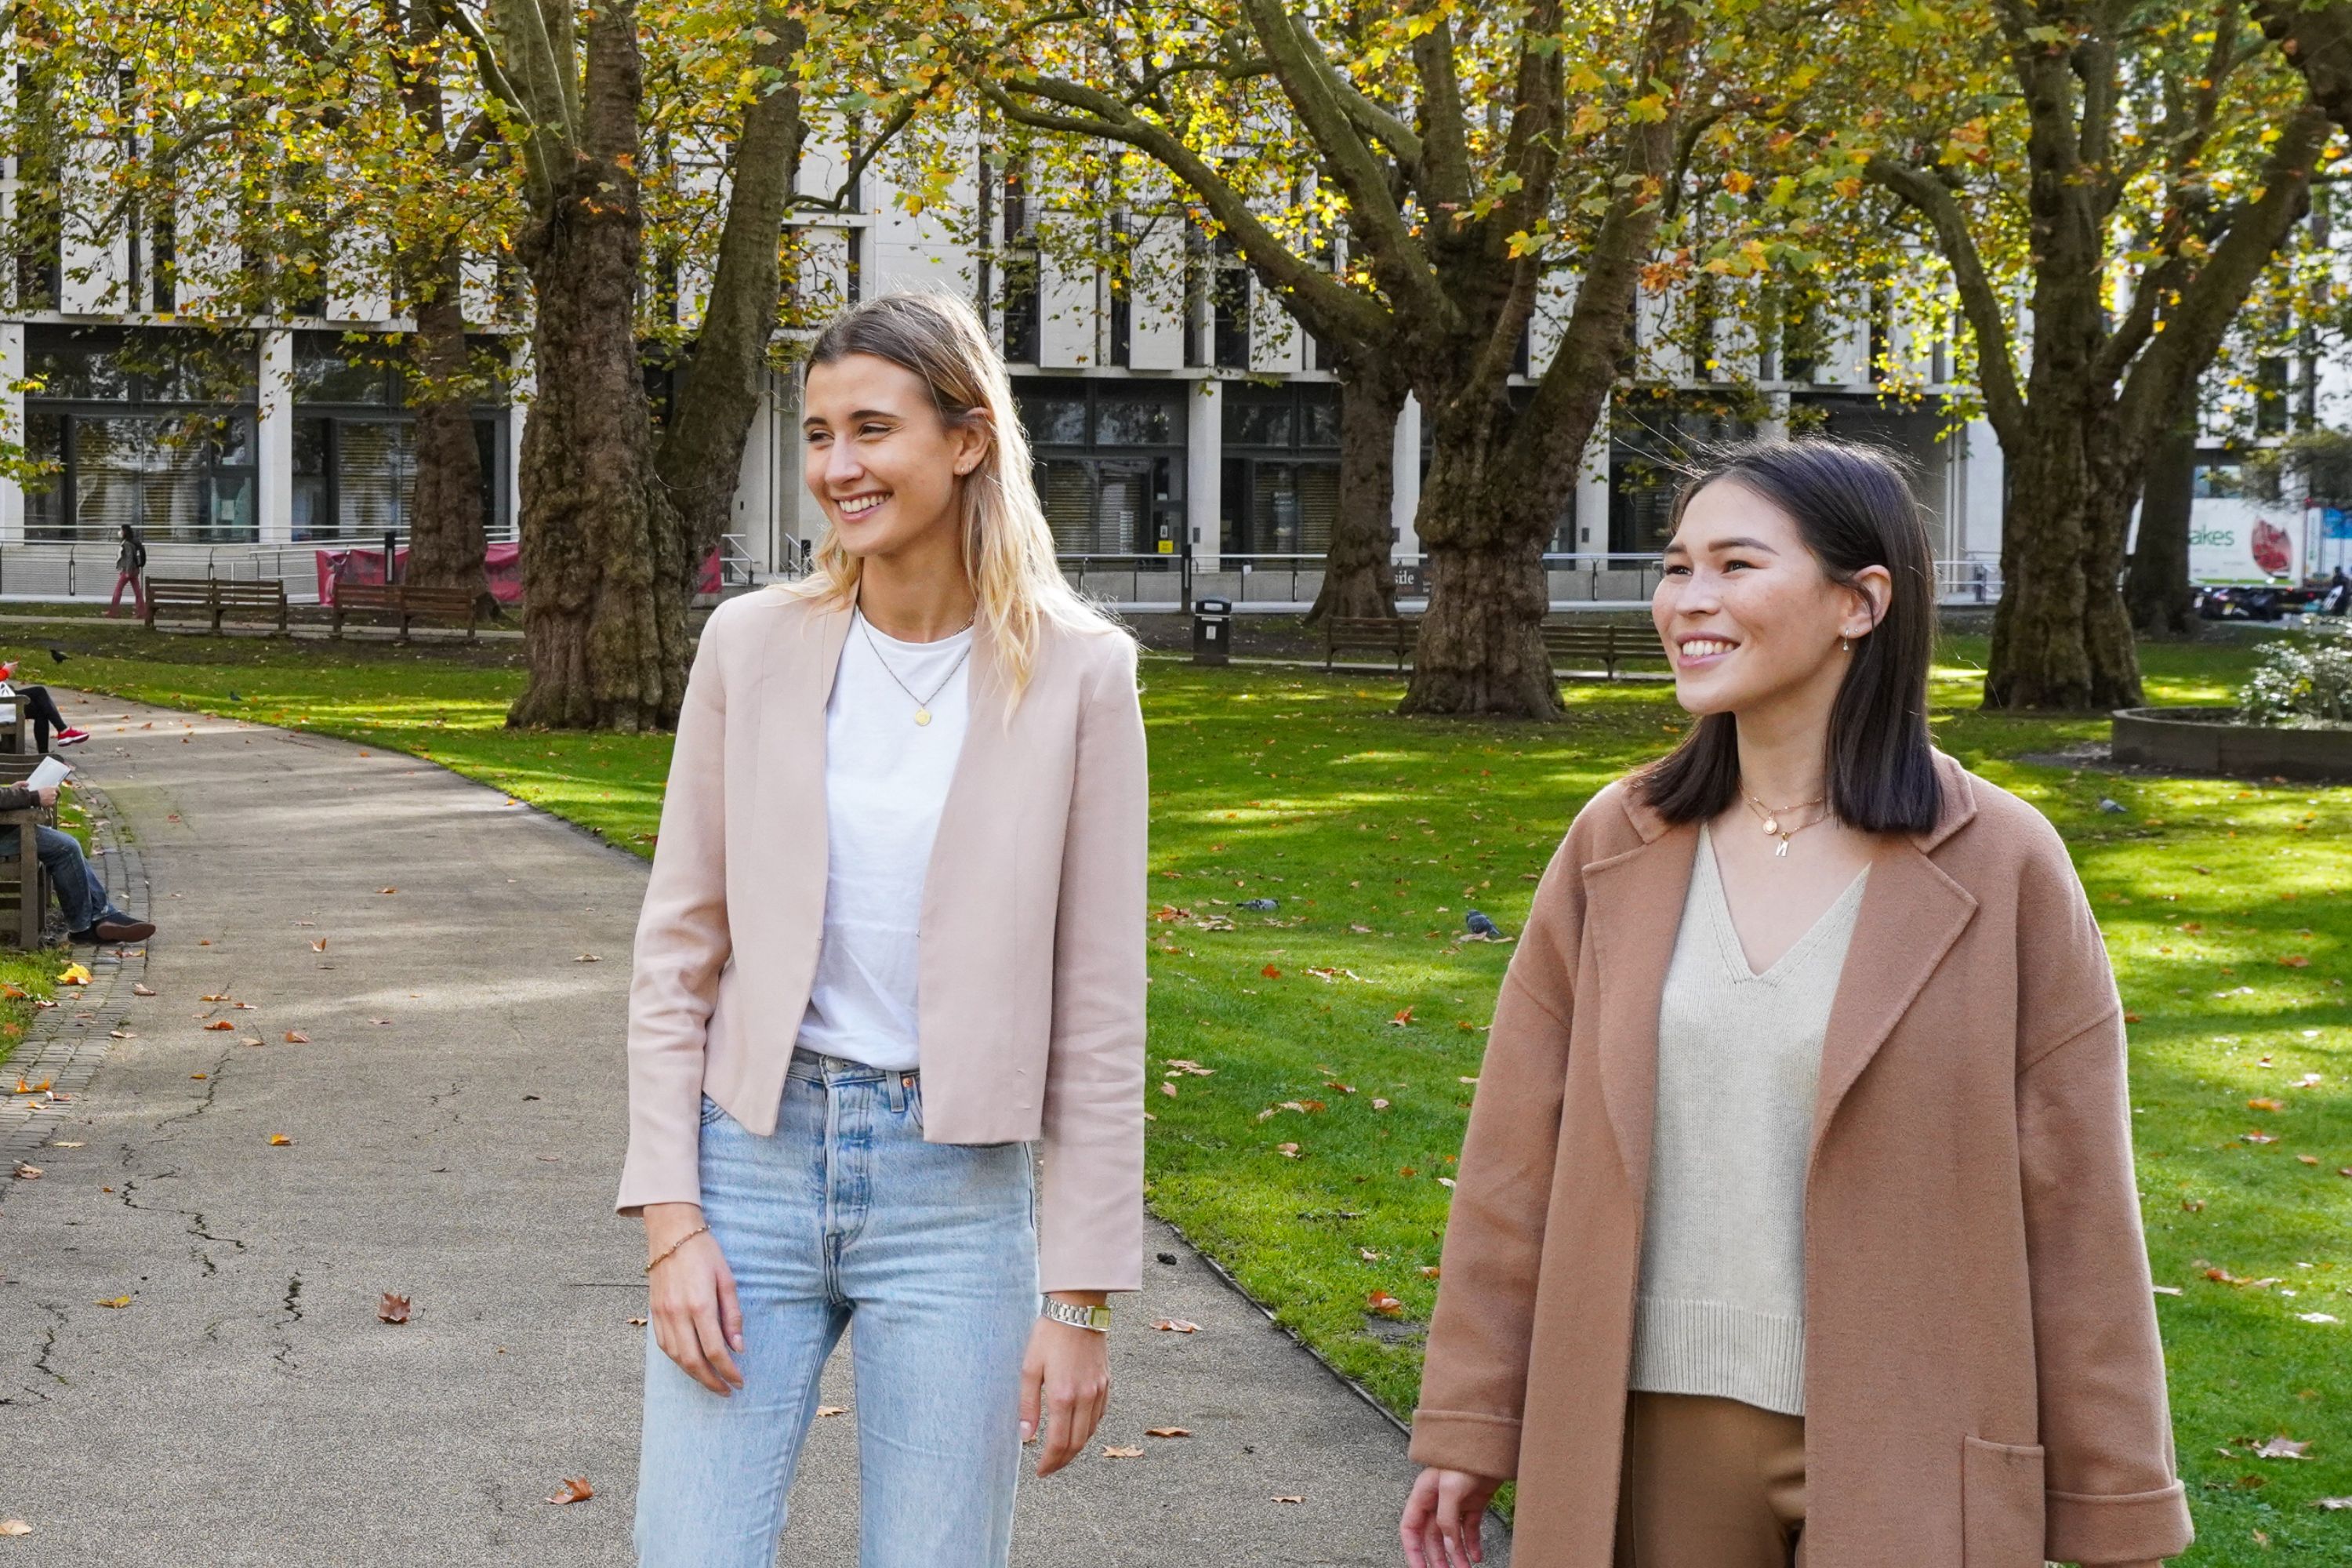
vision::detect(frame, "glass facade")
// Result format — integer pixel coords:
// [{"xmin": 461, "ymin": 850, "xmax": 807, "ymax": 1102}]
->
[
  {"xmin": 1221, "ymin": 381, "xmax": 1340, "ymax": 556},
  {"xmin": 20, "ymin": 326, "xmax": 260, "ymax": 542},
  {"xmin": 1014, "ymin": 376, "xmax": 1185, "ymax": 557},
  {"xmin": 18, "ymin": 326, "xmax": 510, "ymax": 545},
  {"xmin": 289, "ymin": 330, "xmax": 510, "ymax": 542}
]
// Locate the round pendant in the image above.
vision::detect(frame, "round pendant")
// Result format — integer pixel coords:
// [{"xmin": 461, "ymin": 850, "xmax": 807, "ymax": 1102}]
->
[
  {"xmin": 1759, "ymin": 816, "xmax": 1780, "ymax": 836},
  {"xmin": 913, "ymin": 708, "xmax": 932, "ymax": 727}
]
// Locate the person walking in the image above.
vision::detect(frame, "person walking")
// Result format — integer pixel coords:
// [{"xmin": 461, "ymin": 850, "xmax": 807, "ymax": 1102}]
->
[
  {"xmin": 107, "ymin": 522, "xmax": 147, "ymax": 619},
  {"xmin": 1401, "ymin": 439, "xmax": 2190, "ymax": 1568},
  {"xmin": 622, "ymin": 291, "xmax": 1148, "ymax": 1568}
]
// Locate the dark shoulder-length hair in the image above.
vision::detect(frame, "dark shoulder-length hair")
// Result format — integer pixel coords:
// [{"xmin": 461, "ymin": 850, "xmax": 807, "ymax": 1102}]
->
[{"xmin": 1639, "ymin": 437, "xmax": 1941, "ymax": 835}]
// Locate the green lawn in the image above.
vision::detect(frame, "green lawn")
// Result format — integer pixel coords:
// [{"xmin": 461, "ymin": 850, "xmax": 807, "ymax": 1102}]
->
[{"xmin": 19, "ymin": 615, "xmax": 2352, "ymax": 1563}]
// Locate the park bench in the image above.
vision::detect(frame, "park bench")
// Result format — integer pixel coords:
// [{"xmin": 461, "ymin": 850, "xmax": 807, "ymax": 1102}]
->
[
  {"xmin": 1324, "ymin": 615, "xmax": 1418, "ymax": 671},
  {"xmin": 331, "ymin": 582, "xmax": 481, "ymax": 641},
  {"xmin": 1542, "ymin": 622, "xmax": 1671, "ymax": 681},
  {"xmin": 143, "ymin": 578, "xmax": 290, "ymax": 637},
  {"xmin": 0, "ymin": 754, "xmax": 53, "ymax": 948}
]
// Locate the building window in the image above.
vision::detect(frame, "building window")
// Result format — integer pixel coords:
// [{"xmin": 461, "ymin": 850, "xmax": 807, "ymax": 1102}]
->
[
  {"xmin": 1015, "ymin": 376, "xmax": 1185, "ymax": 557},
  {"xmin": 1219, "ymin": 381, "xmax": 1340, "ymax": 556},
  {"xmin": 291, "ymin": 330, "xmax": 510, "ymax": 542},
  {"xmin": 20, "ymin": 325, "xmax": 260, "ymax": 543}
]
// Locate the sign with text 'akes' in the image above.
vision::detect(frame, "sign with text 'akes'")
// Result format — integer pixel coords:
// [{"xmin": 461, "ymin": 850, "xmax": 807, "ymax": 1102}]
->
[{"xmin": 2189, "ymin": 498, "xmax": 2300, "ymax": 583}]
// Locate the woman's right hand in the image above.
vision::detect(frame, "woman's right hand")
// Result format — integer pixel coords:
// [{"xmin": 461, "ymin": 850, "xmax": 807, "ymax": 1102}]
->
[
  {"xmin": 1399, "ymin": 1465, "xmax": 1503, "ymax": 1568},
  {"xmin": 644, "ymin": 1201, "xmax": 746, "ymax": 1395}
]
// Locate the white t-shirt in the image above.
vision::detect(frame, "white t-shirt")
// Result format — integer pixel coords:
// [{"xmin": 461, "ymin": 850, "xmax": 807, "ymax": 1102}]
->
[{"xmin": 794, "ymin": 612, "xmax": 974, "ymax": 1071}]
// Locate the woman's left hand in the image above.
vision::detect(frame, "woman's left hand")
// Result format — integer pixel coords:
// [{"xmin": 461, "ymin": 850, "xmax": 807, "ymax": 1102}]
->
[{"xmin": 1018, "ymin": 1308, "xmax": 1110, "ymax": 1477}]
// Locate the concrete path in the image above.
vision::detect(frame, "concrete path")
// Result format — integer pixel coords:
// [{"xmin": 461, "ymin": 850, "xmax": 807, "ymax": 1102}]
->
[{"xmin": 0, "ymin": 691, "xmax": 1502, "ymax": 1567}]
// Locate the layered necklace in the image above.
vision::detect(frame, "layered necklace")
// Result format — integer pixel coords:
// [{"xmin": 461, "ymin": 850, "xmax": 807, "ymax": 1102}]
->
[
  {"xmin": 1740, "ymin": 786, "xmax": 1830, "ymax": 858},
  {"xmin": 858, "ymin": 610, "xmax": 975, "ymax": 727}
]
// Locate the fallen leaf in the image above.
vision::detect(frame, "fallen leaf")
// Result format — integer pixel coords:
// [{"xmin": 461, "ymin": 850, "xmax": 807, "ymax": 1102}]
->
[
  {"xmin": 2280, "ymin": 954, "xmax": 2310, "ymax": 968},
  {"xmin": 12, "ymin": 1164, "xmax": 41, "ymax": 1181},
  {"xmin": 378, "ymin": 1293, "xmax": 412, "ymax": 1323},
  {"xmin": 269, "ymin": 1134, "xmax": 292, "ymax": 1146},
  {"xmin": 2154, "ymin": 1285, "xmax": 2183, "ymax": 1295},
  {"xmin": 1152, "ymin": 1319, "xmax": 1201, "ymax": 1334},
  {"xmin": 628, "ymin": 1317, "xmax": 648, "ymax": 1327},
  {"xmin": 2313, "ymin": 1497, "xmax": 2352, "ymax": 1510},
  {"xmin": 205, "ymin": 1019, "xmax": 234, "ymax": 1031},
  {"xmin": 1389, "ymin": 1007, "xmax": 1416, "ymax": 1026},
  {"xmin": 2254, "ymin": 1436, "xmax": 2310, "ymax": 1460},
  {"xmin": 284, "ymin": 1030, "xmax": 310, "ymax": 1044},
  {"xmin": 1272, "ymin": 1495, "xmax": 1305, "ymax": 1504},
  {"xmin": 2249, "ymin": 1098, "xmax": 2286, "ymax": 1112},
  {"xmin": 0, "ymin": 983, "xmax": 24, "ymax": 1000},
  {"xmin": 2299, "ymin": 1155, "xmax": 2321, "ymax": 1166},
  {"xmin": 2299, "ymin": 1312, "xmax": 2341, "ymax": 1325},
  {"xmin": 55, "ymin": 964, "xmax": 90, "ymax": 986},
  {"xmin": 0, "ymin": 1521, "xmax": 29, "ymax": 1536},
  {"xmin": 1370, "ymin": 1098, "xmax": 1390, "ymax": 1110},
  {"xmin": 1102, "ymin": 1445, "xmax": 1145, "ymax": 1458},
  {"xmin": 379, "ymin": 887, "xmax": 397, "ymax": 895},
  {"xmin": 575, "ymin": 953, "xmax": 601, "ymax": 964},
  {"xmin": 1421, "ymin": 1265, "xmax": 1441, "ymax": 1279},
  {"xmin": 311, "ymin": 938, "xmax": 328, "ymax": 953},
  {"xmin": 1260, "ymin": 964, "xmax": 1282, "ymax": 979},
  {"xmin": 543, "ymin": 1477, "xmax": 593, "ymax": 1505},
  {"xmin": 1145, "ymin": 1427, "xmax": 1191, "ymax": 1439},
  {"xmin": 96, "ymin": 1295, "xmax": 131, "ymax": 1308},
  {"xmin": 1276, "ymin": 1142, "xmax": 1300, "ymax": 1158},
  {"xmin": 1367, "ymin": 1290, "xmax": 1404, "ymax": 1317},
  {"xmin": 816, "ymin": 1405, "xmax": 848, "ymax": 1417},
  {"xmin": 1160, "ymin": 1081, "xmax": 1178, "ymax": 1098}
]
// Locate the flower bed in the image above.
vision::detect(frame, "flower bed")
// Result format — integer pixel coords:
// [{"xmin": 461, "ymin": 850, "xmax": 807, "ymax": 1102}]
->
[{"xmin": 2110, "ymin": 706, "xmax": 2352, "ymax": 782}]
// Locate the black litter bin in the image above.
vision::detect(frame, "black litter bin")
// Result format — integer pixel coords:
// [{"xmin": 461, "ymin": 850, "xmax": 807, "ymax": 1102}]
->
[{"xmin": 1192, "ymin": 597, "xmax": 1232, "ymax": 666}]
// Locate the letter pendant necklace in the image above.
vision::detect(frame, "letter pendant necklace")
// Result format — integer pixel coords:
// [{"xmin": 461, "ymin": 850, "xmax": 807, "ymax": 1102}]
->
[
  {"xmin": 858, "ymin": 611, "xmax": 975, "ymax": 726},
  {"xmin": 1740, "ymin": 788, "xmax": 1828, "ymax": 858}
]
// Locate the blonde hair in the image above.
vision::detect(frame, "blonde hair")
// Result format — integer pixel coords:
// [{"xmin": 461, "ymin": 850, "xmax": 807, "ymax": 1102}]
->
[{"xmin": 786, "ymin": 290, "xmax": 1120, "ymax": 698}]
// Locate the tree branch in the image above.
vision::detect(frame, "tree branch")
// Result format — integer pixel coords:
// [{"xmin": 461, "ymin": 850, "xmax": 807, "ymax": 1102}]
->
[
  {"xmin": 2118, "ymin": 101, "xmax": 2332, "ymax": 449},
  {"xmin": 980, "ymin": 73, "xmax": 1396, "ymax": 345},
  {"xmin": 1864, "ymin": 154, "xmax": 2027, "ymax": 447}
]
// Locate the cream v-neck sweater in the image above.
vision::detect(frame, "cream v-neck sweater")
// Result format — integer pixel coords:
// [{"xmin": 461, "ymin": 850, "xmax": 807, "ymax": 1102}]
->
[{"xmin": 1628, "ymin": 823, "xmax": 1869, "ymax": 1417}]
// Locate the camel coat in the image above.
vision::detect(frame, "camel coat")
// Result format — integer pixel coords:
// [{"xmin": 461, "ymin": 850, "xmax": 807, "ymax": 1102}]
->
[
  {"xmin": 1410, "ymin": 753, "xmax": 2192, "ymax": 1567},
  {"xmin": 615, "ymin": 590, "xmax": 1149, "ymax": 1294}
]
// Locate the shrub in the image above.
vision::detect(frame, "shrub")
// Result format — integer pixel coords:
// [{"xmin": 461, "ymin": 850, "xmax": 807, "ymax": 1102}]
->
[{"xmin": 2238, "ymin": 628, "xmax": 2352, "ymax": 728}]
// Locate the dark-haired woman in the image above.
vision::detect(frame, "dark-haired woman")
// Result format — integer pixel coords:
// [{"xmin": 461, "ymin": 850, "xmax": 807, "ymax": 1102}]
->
[{"xmin": 1400, "ymin": 438, "xmax": 2189, "ymax": 1568}]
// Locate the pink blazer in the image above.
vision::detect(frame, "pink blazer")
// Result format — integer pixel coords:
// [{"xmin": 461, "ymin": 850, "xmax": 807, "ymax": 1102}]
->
[{"xmin": 615, "ymin": 589, "xmax": 1149, "ymax": 1294}]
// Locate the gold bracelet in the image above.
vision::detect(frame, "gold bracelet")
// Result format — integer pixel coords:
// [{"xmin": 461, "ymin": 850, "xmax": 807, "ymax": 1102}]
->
[{"xmin": 643, "ymin": 1222, "xmax": 710, "ymax": 1275}]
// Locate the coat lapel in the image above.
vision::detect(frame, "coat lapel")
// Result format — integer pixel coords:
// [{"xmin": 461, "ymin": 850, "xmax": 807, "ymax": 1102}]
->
[
  {"xmin": 753, "ymin": 597, "xmax": 851, "ymax": 887},
  {"xmin": 1807, "ymin": 757, "xmax": 1980, "ymax": 1167},
  {"xmin": 1581, "ymin": 819, "xmax": 1697, "ymax": 1200},
  {"xmin": 1583, "ymin": 752, "xmax": 1982, "ymax": 1199}
]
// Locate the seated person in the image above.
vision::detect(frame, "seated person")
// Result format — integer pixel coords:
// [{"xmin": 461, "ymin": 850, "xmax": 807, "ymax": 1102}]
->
[
  {"xmin": 0, "ymin": 780, "xmax": 154, "ymax": 945},
  {"xmin": 0, "ymin": 663, "xmax": 89, "ymax": 751}
]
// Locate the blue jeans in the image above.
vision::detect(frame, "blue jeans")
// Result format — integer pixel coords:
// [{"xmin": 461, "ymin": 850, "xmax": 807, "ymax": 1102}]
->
[
  {"xmin": 634, "ymin": 1047, "xmax": 1040, "ymax": 1568},
  {"xmin": 0, "ymin": 824, "xmax": 118, "ymax": 933}
]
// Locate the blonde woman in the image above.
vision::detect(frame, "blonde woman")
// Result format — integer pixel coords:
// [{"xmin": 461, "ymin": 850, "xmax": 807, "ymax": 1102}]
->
[{"xmin": 620, "ymin": 291, "xmax": 1148, "ymax": 1566}]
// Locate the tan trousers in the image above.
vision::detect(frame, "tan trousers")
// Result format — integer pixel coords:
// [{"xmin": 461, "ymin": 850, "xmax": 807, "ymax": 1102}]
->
[{"xmin": 1614, "ymin": 1392, "xmax": 1807, "ymax": 1568}]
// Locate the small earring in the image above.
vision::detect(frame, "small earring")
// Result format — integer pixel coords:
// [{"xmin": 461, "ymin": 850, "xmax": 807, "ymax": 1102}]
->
[{"xmin": 1839, "ymin": 636, "xmax": 1851, "ymax": 652}]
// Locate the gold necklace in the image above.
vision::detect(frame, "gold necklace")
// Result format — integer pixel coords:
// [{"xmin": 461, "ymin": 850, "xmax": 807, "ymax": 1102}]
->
[
  {"xmin": 1740, "ymin": 789, "xmax": 1828, "ymax": 858},
  {"xmin": 858, "ymin": 612, "xmax": 975, "ymax": 726}
]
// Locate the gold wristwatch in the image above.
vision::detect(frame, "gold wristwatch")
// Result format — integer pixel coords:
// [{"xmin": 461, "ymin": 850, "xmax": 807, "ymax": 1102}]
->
[{"xmin": 1042, "ymin": 1299, "xmax": 1111, "ymax": 1333}]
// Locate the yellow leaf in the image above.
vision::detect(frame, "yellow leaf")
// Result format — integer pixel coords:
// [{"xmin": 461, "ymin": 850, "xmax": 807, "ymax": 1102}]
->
[
  {"xmin": 96, "ymin": 1295, "xmax": 132, "ymax": 1308},
  {"xmin": 269, "ymin": 1133, "xmax": 293, "ymax": 1146},
  {"xmin": 56, "ymin": 964, "xmax": 91, "ymax": 986}
]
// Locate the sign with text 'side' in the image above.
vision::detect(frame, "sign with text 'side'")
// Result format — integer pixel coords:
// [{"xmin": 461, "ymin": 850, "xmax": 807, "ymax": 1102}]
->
[{"xmin": 2189, "ymin": 497, "xmax": 2300, "ymax": 583}]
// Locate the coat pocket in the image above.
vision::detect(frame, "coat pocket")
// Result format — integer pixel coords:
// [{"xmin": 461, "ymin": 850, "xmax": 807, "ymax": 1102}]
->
[{"xmin": 1962, "ymin": 1436, "xmax": 2047, "ymax": 1568}]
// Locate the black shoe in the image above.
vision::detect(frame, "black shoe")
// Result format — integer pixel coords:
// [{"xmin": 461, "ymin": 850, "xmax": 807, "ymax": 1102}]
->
[{"xmin": 74, "ymin": 918, "xmax": 156, "ymax": 945}]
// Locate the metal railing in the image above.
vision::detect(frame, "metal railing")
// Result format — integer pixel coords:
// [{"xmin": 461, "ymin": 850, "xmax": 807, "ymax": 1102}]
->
[{"xmin": 1055, "ymin": 550, "xmax": 2005, "ymax": 610}]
